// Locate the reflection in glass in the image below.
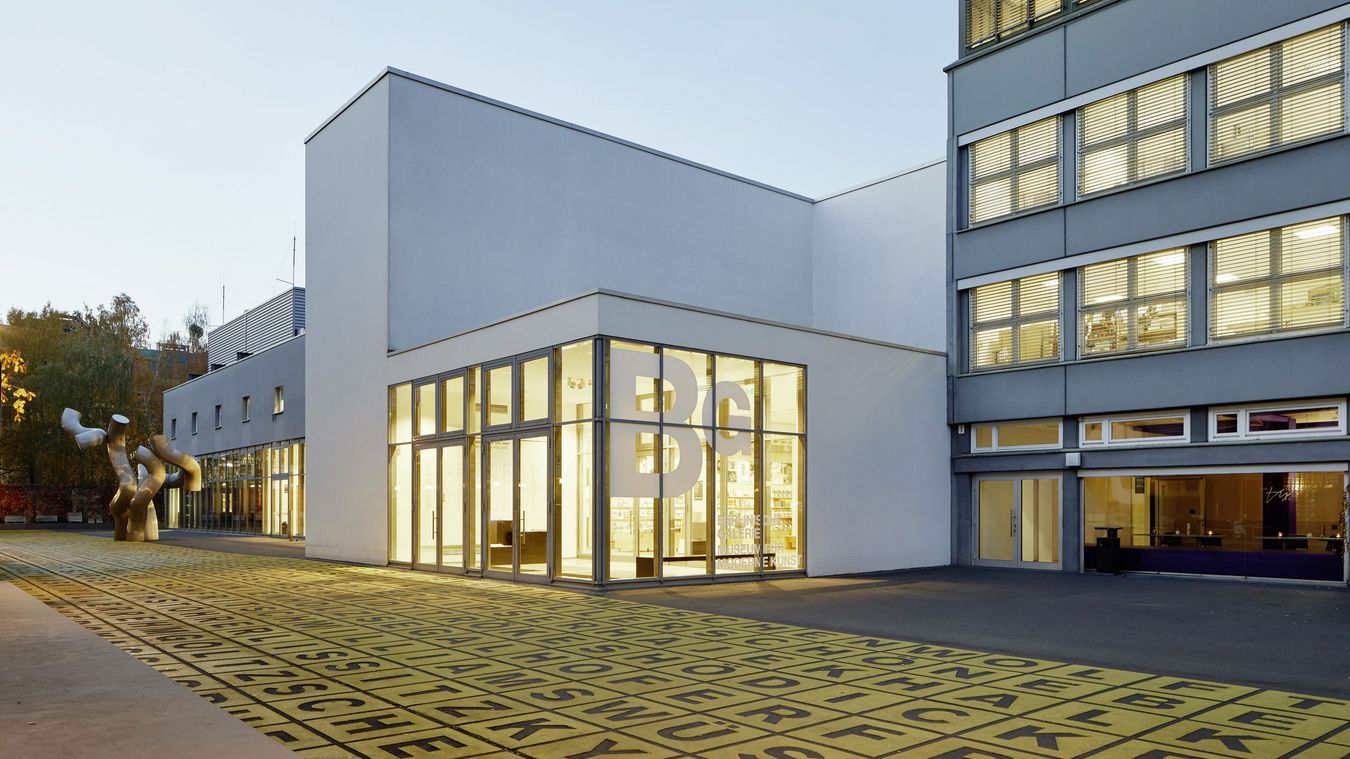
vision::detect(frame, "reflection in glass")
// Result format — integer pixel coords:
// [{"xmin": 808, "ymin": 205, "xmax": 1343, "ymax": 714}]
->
[
  {"xmin": 1020, "ymin": 478, "xmax": 1059, "ymax": 563},
  {"xmin": 487, "ymin": 366, "xmax": 513, "ymax": 427},
  {"xmin": 519, "ymin": 436, "xmax": 548, "ymax": 575},
  {"xmin": 978, "ymin": 479, "xmax": 1015, "ymax": 561},
  {"xmin": 715, "ymin": 356, "xmax": 757, "ymax": 430},
  {"xmin": 609, "ymin": 423, "xmax": 656, "ymax": 579},
  {"xmin": 558, "ymin": 341, "xmax": 594, "ymax": 422},
  {"xmin": 557, "ymin": 423, "xmax": 593, "ymax": 579},
  {"xmin": 662, "ymin": 348, "xmax": 710, "ymax": 426},
  {"xmin": 467, "ymin": 368, "xmax": 481, "ymax": 434},
  {"xmin": 416, "ymin": 383, "xmax": 436, "ymax": 437},
  {"xmin": 442, "ymin": 376, "xmax": 464, "ymax": 433},
  {"xmin": 763, "ymin": 363, "xmax": 804, "ymax": 433},
  {"xmin": 389, "ymin": 384, "xmax": 412, "ymax": 443},
  {"xmin": 389, "ymin": 444, "xmax": 412, "ymax": 563},
  {"xmin": 467, "ymin": 438, "xmax": 480, "ymax": 569},
  {"xmin": 416, "ymin": 447, "xmax": 437, "ymax": 564},
  {"xmin": 521, "ymin": 358, "xmax": 549, "ymax": 422},
  {"xmin": 441, "ymin": 445, "xmax": 464, "ymax": 568},
  {"xmin": 764, "ymin": 435, "xmax": 803, "ymax": 570},
  {"xmin": 487, "ymin": 439, "xmax": 513, "ymax": 572},
  {"xmin": 662, "ymin": 428, "xmax": 709, "ymax": 577},
  {"xmin": 716, "ymin": 433, "xmax": 758, "ymax": 573}
]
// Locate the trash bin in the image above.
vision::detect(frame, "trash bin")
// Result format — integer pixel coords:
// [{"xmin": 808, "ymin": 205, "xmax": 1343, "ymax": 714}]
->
[{"xmin": 1094, "ymin": 526, "xmax": 1122, "ymax": 575}]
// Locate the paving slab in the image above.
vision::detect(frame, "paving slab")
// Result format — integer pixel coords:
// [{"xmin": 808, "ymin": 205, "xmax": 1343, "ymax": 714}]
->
[{"xmin": 0, "ymin": 580, "xmax": 295, "ymax": 759}]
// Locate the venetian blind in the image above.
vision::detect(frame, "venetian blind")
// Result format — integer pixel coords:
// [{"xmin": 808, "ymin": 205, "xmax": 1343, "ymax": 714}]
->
[
  {"xmin": 1079, "ymin": 75, "xmax": 1188, "ymax": 196},
  {"xmin": 1080, "ymin": 248, "xmax": 1188, "ymax": 356},
  {"xmin": 967, "ymin": 0, "xmax": 1064, "ymax": 49},
  {"xmin": 970, "ymin": 272, "xmax": 1062, "ymax": 369},
  {"xmin": 1211, "ymin": 217, "xmax": 1346, "ymax": 339},
  {"xmin": 970, "ymin": 116, "xmax": 1061, "ymax": 224},
  {"xmin": 1210, "ymin": 24, "xmax": 1346, "ymax": 163}
]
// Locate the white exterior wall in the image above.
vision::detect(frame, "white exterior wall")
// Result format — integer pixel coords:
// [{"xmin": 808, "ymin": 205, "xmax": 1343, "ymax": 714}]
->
[
  {"xmin": 304, "ymin": 69, "xmax": 951, "ymax": 573},
  {"xmin": 812, "ymin": 162, "xmax": 947, "ymax": 352},
  {"xmin": 385, "ymin": 73, "xmax": 815, "ymax": 353},
  {"xmin": 597, "ymin": 294, "xmax": 950, "ymax": 575},
  {"xmin": 304, "ymin": 78, "xmax": 391, "ymax": 565}
]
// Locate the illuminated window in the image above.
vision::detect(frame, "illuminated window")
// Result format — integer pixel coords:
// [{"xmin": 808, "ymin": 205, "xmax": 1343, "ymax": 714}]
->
[
  {"xmin": 1080, "ymin": 248, "xmax": 1188, "ymax": 356},
  {"xmin": 972, "ymin": 418, "xmax": 1062, "ymax": 451},
  {"xmin": 967, "ymin": 0, "xmax": 1064, "ymax": 50},
  {"xmin": 1210, "ymin": 217, "xmax": 1345, "ymax": 340},
  {"xmin": 1210, "ymin": 24, "xmax": 1346, "ymax": 164},
  {"xmin": 970, "ymin": 272, "xmax": 1061, "ymax": 370},
  {"xmin": 415, "ymin": 382, "xmax": 436, "ymax": 437},
  {"xmin": 1079, "ymin": 75, "xmax": 1187, "ymax": 196},
  {"xmin": 1211, "ymin": 399, "xmax": 1345, "ymax": 440},
  {"xmin": 1081, "ymin": 411, "xmax": 1189, "ymax": 446},
  {"xmin": 970, "ymin": 117, "xmax": 1060, "ymax": 224}
]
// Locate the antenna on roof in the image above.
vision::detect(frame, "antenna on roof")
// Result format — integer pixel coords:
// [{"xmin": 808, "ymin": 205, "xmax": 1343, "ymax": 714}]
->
[
  {"xmin": 277, "ymin": 235, "xmax": 298, "ymax": 288},
  {"xmin": 221, "ymin": 285, "xmax": 226, "ymax": 325}
]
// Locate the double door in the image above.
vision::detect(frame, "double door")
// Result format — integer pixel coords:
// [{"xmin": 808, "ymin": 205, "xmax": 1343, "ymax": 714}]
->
[
  {"xmin": 411, "ymin": 433, "xmax": 550, "ymax": 581},
  {"xmin": 974, "ymin": 475, "xmax": 1061, "ymax": 568}
]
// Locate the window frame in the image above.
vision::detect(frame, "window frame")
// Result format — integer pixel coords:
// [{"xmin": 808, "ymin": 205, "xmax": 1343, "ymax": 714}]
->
[
  {"xmin": 1207, "ymin": 217, "xmax": 1349, "ymax": 343},
  {"xmin": 1209, "ymin": 398, "xmax": 1347, "ymax": 441},
  {"xmin": 967, "ymin": 116, "xmax": 1063, "ymax": 226},
  {"xmin": 1078, "ymin": 248, "xmax": 1190, "ymax": 357},
  {"xmin": 170, "ymin": 418, "xmax": 177, "ymax": 440},
  {"xmin": 969, "ymin": 272, "xmax": 1064, "ymax": 371},
  {"xmin": 965, "ymin": 0, "xmax": 1067, "ymax": 51},
  {"xmin": 241, "ymin": 395, "xmax": 251, "ymax": 423},
  {"xmin": 1077, "ymin": 74, "xmax": 1190, "ymax": 198},
  {"xmin": 213, "ymin": 404, "xmax": 222, "ymax": 430},
  {"xmin": 1079, "ymin": 410, "xmax": 1191, "ymax": 447},
  {"xmin": 191, "ymin": 412, "xmax": 198, "ymax": 435},
  {"xmin": 971, "ymin": 418, "xmax": 1064, "ymax": 452},
  {"xmin": 1207, "ymin": 23, "xmax": 1348, "ymax": 166},
  {"xmin": 273, "ymin": 385, "xmax": 285, "ymax": 416}
]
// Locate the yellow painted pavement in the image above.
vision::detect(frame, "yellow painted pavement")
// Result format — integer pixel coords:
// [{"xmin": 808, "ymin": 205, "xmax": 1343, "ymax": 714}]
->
[{"xmin": 1, "ymin": 532, "xmax": 1347, "ymax": 758}]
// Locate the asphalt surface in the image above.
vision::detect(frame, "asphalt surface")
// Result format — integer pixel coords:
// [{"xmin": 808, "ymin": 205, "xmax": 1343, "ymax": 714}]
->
[{"xmin": 612, "ymin": 566, "xmax": 1350, "ymax": 699}]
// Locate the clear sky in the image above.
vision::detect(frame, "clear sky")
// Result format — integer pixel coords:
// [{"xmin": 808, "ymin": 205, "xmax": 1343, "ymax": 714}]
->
[{"xmin": 1, "ymin": 1, "xmax": 955, "ymax": 339}]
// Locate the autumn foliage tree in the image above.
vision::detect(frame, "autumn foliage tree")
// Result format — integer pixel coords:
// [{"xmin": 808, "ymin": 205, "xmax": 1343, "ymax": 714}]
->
[{"xmin": 0, "ymin": 295, "xmax": 206, "ymax": 487}]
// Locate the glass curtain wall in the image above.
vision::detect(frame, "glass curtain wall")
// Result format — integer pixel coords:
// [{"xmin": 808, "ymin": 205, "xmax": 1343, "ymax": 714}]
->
[
  {"xmin": 170, "ymin": 439, "xmax": 306, "ymax": 537},
  {"xmin": 605, "ymin": 341, "xmax": 805, "ymax": 581},
  {"xmin": 1083, "ymin": 471, "xmax": 1346, "ymax": 581},
  {"xmin": 387, "ymin": 337, "xmax": 805, "ymax": 584}
]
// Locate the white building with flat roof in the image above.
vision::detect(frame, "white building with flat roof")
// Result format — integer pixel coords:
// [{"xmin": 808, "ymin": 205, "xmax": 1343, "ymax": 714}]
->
[{"xmin": 217, "ymin": 66, "xmax": 949, "ymax": 586}]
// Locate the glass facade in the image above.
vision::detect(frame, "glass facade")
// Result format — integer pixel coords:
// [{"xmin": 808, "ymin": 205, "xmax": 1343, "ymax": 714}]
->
[
  {"xmin": 1083, "ymin": 471, "xmax": 1346, "ymax": 581},
  {"xmin": 166, "ymin": 439, "xmax": 306, "ymax": 538},
  {"xmin": 387, "ymin": 337, "xmax": 805, "ymax": 584}
]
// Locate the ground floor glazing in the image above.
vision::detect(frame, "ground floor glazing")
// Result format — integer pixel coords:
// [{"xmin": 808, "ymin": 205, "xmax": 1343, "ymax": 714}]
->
[
  {"xmin": 388, "ymin": 337, "xmax": 805, "ymax": 585},
  {"xmin": 166, "ymin": 440, "xmax": 306, "ymax": 537},
  {"xmin": 973, "ymin": 467, "xmax": 1348, "ymax": 582}
]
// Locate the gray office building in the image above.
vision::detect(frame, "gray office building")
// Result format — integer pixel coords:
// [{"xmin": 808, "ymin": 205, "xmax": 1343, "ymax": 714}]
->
[{"xmin": 949, "ymin": 0, "xmax": 1350, "ymax": 582}]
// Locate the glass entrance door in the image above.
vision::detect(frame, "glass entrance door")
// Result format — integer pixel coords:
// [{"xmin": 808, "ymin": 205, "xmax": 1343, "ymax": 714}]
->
[
  {"xmin": 975, "ymin": 475, "xmax": 1061, "ymax": 568},
  {"xmin": 484, "ymin": 434, "xmax": 551, "ymax": 581},
  {"xmin": 414, "ymin": 447, "xmax": 438, "ymax": 570}
]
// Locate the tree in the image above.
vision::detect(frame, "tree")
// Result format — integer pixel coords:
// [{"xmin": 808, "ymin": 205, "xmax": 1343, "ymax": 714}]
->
[
  {"xmin": 184, "ymin": 301, "xmax": 211, "ymax": 355},
  {"xmin": 0, "ymin": 349, "xmax": 36, "ymax": 426}
]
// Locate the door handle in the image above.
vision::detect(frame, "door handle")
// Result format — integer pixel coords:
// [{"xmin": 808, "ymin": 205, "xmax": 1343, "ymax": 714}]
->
[{"xmin": 1010, "ymin": 512, "xmax": 1016, "ymax": 537}]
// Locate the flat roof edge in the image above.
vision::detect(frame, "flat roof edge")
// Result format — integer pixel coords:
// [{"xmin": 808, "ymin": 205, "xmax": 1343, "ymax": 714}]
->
[
  {"xmin": 813, "ymin": 157, "xmax": 946, "ymax": 202},
  {"xmin": 163, "ymin": 333, "xmax": 305, "ymax": 395}
]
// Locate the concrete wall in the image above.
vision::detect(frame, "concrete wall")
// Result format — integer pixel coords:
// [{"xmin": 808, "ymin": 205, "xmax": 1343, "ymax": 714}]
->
[
  {"xmin": 385, "ymin": 72, "xmax": 815, "ymax": 353},
  {"xmin": 304, "ymin": 77, "xmax": 391, "ymax": 566},
  {"xmin": 162, "ymin": 335, "xmax": 305, "ymax": 456},
  {"xmin": 812, "ymin": 162, "xmax": 946, "ymax": 352}
]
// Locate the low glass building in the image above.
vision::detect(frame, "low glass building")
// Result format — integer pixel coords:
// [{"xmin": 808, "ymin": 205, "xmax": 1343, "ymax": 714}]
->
[
  {"xmin": 387, "ymin": 338, "xmax": 804, "ymax": 584},
  {"xmin": 166, "ymin": 441, "xmax": 306, "ymax": 537}
]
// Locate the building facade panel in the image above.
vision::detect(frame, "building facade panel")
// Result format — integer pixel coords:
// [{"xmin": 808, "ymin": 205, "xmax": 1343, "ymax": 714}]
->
[
  {"xmin": 952, "ymin": 365, "xmax": 1067, "ymax": 423},
  {"xmin": 953, "ymin": 209, "xmax": 1066, "ymax": 280},
  {"xmin": 385, "ymin": 73, "xmax": 815, "ymax": 354},
  {"xmin": 952, "ymin": 27, "xmax": 1067, "ymax": 135}
]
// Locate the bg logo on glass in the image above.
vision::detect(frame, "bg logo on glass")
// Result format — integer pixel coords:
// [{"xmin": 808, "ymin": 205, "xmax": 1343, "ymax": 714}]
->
[{"xmin": 608, "ymin": 348, "xmax": 751, "ymax": 498}]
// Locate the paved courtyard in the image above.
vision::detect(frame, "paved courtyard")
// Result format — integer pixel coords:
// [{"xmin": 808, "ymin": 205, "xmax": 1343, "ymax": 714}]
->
[{"xmin": 1, "ymin": 532, "xmax": 1348, "ymax": 758}]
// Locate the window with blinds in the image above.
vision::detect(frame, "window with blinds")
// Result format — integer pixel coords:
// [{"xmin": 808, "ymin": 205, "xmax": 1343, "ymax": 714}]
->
[
  {"xmin": 1078, "ymin": 75, "xmax": 1188, "ymax": 196},
  {"xmin": 970, "ymin": 272, "xmax": 1062, "ymax": 370},
  {"xmin": 1210, "ymin": 217, "xmax": 1346, "ymax": 340},
  {"xmin": 1080, "ymin": 248, "xmax": 1188, "ymax": 356},
  {"xmin": 967, "ymin": 0, "xmax": 1064, "ymax": 50},
  {"xmin": 1210, "ymin": 24, "xmax": 1346, "ymax": 164},
  {"xmin": 969, "ymin": 117, "xmax": 1061, "ymax": 224}
]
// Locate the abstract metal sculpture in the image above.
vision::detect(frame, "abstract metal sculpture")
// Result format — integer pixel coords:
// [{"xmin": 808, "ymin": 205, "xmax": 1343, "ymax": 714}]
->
[{"xmin": 60, "ymin": 408, "xmax": 201, "ymax": 542}]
